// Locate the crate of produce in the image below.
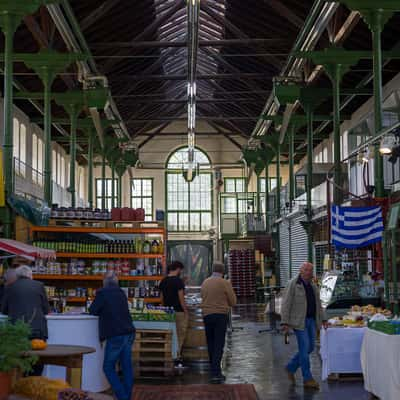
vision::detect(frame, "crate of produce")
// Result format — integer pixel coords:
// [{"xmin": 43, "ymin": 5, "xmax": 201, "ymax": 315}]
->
[
  {"xmin": 368, "ymin": 320, "xmax": 400, "ymax": 335},
  {"xmin": 131, "ymin": 312, "xmax": 149, "ymax": 322}
]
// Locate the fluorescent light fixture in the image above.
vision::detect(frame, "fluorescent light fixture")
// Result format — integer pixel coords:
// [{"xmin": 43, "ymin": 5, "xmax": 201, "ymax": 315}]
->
[{"xmin": 379, "ymin": 134, "xmax": 396, "ymax": 155}]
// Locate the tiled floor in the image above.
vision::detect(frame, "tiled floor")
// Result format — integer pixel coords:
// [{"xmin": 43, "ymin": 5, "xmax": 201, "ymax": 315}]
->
[{"xmin": 138, "ymin": 303, "xmax": 369, "ymax": 400}]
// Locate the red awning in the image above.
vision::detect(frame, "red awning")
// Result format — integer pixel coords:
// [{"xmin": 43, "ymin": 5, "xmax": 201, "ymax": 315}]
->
[{"xmin": 0, "ymin": 239, "xmax": 56, "ymax": 261}]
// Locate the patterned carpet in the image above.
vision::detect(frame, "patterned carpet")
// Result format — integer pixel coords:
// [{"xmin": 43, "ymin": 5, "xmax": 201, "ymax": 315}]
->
[{"xmin": 132, "ymin": 384, "xmax": 258, "ymax": 400}]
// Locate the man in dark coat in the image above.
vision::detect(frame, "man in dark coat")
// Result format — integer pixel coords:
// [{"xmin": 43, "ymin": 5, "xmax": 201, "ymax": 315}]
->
[
  {"xmin": 89, "ymin": 271, "xmax": 135, "ymax": 400},
  {"xmin": 1, "ymin": 264, "xmax": 50, "ymax": 375}
]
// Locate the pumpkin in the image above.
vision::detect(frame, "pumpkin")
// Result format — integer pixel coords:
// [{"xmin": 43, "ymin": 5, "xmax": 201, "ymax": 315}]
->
[{"xmin": 31, "ymin": 339, "xmax": 47, "ymax": 350}]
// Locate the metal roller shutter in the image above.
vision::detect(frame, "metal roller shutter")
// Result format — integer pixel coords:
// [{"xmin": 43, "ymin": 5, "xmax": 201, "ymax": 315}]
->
[{"xmin": 279, "ymin": 214, "xmax": 308, "ymax": 286}]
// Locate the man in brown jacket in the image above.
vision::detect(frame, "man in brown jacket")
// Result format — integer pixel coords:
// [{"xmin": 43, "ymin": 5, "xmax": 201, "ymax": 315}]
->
[{"xmin": 201, "ymin": 261, "xmax": 237, "ymax": 384}]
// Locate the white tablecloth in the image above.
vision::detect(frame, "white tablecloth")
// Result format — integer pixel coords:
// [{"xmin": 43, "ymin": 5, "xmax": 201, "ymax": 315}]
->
[
  {"xmin": 320, "ymin": 327, "xmax": 366, "ymax": 381},
  {"xmin": 361, "ymin": 328, "xmax": 400, "ymax": 400},
  {"xmin": 133, "ymin": 320, "xmax": 178, "ymax": 359}
]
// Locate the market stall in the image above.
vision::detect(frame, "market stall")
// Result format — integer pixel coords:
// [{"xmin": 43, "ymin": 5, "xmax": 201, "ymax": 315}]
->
[{"xmin": 361, "ymin": 327, "xmax": 400, "ymax": 400}]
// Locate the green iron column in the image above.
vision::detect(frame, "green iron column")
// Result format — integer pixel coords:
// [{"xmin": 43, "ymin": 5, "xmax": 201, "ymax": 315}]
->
[
  {"xmin": 265, "ymin": 164, "xmax": 269, "ymax": 232},
  {"xmin": 0, "ymin": 0, "xmax": 49, "ymax": 237},
  {"xmin": 306, "ymin": 105, "xmax": 314, "ymax": 263},
  {"xmin": 23, "ymin": 50, "xmax": 84, "ymax": 205},
  {"xmin": 55, "ymin": 91, "xmax": 85, "ymax": 208},
  {"xmin": 43, "ymin": 72, "xmax": 53, "ymax": 205},
  {"xmin": 391, "ymin": 229, "xmax": 399, "ymax": 315},
  {"xmin": 111, "ymin": 166, "xmax": 116, "ymax": 209},
  {"xmin": 276, "ymin": 141, "xmax": 281, "ymax": 219},
  {"xmin": 87, "ymin": 129, "xmax": 94, "ymax": 209},
  {"xmin": 0, "ymin": 14, "xmax": 17, "ymax": 238},
  {"xmin": 306, "ymin": 48, "xmax": 361, "ymax": 205},
  {"xmin": 289, "ymin": 124, "xmax": 295, "ymax": 211},
  {"xmin": 118, "ymin": 174, "xmax": 122, "ymax": 208},
  {"xmin": 101, "ymin": 154, "xmax": 106, "ymax": 210},
  {"xmin": 338, "ymin": 1, "xmax": 398, "ymax": 198}
]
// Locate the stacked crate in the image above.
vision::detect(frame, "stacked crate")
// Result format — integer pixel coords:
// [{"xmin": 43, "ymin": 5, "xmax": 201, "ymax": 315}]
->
[
  {"xmin": 132, "ymin": 329, "xmax": 174, "ymax": 378},
  {"xmin": 228, "ymin": 248, "xmax": 256, "ymax": 297}
]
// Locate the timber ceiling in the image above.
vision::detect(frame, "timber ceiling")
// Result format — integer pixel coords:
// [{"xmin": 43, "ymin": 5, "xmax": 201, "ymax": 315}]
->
[{"xmin": 0, "ymin": 1, "xmax": 400, "ymax": 163}]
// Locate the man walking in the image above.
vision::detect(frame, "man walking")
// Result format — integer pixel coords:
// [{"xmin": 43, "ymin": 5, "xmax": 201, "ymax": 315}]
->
[
  {"xmin": 201, "ymin": 261, "xmax": 237, "ymax": 384},
  {"xmin": 89, "ymin": 272, "xmax": 135, "ymax": 400},
  {"xmin": 281, "ymin": 262, "xmax": 327, "ymax": 390},
  {"xmin": 159, "ymin": 261, "xmax": 188, "ymax": 366}
]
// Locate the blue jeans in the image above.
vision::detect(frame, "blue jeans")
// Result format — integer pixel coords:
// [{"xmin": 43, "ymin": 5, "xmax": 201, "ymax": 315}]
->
[
  {"xmin": 286, "ymin": 318, "xmax": 316, "ymax": 381},
  {"xmin": 103, "ymin": 333, "xmax": 135, "ymax": 400}
]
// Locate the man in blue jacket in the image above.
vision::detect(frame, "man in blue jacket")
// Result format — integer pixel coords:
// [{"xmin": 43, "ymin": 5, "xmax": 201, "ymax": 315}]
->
[{"xmin": 89, "ymin": 271, "xmax": 135, "ymax": 400}]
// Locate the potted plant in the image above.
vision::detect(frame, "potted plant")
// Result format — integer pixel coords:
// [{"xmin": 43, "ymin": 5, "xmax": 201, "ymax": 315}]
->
[{"xmin": 0, "ymin": 320, "xmax": 38, "ymax": 400}]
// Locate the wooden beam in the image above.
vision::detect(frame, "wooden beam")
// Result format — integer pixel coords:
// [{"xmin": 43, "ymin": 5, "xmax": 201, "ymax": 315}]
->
[
  {"xmin": 267, "ymin": 0, "xmax": 304, "ymax": 29},
  {"xmin": 80, "ymin": 0, "xmax": 122, "ymax": 31}
]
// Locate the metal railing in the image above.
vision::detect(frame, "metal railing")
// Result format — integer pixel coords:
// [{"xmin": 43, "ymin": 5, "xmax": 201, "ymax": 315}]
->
[{"xmin": 13, "ymin": 157, "xmax": 44, "ymax": 200}]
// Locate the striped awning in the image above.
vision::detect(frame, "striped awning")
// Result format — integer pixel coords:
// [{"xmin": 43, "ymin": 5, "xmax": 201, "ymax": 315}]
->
[{"xmin": 0, "ymin": 239, "xmax": 55, "ymax": 260}]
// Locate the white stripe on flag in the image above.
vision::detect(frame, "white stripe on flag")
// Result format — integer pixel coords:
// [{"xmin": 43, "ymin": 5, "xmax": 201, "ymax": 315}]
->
[
  {"xmin": 333, "ymin": 231, "xmax": 382, "ymax": 246},
  {"xmin": 332, "ymin": 221, "xmax": 383, "ymax": 236},
  {"xmin": 341, "ymin": 208, "xmax": 381, "ymax": 218}
]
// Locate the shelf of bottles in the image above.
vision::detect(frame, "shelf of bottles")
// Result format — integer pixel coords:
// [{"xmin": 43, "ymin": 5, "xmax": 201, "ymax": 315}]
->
[{"xmin": 30, "ymin": 225, "xmax": 167, "ymax": 305}]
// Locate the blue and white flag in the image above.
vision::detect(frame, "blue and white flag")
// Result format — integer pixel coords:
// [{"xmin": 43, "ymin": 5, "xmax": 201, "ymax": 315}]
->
[{"xmin": 331, "ymin": 206, "xmax": 384, "ymax": 249}]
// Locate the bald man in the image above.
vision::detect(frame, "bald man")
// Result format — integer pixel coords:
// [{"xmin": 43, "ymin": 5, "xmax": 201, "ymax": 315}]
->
[{"xmin": 281, "ymin": 262, "xmax": 327, "ymax": 390}]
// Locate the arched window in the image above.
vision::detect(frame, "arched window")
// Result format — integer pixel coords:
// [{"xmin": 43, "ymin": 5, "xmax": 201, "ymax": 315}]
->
[
  {"xmin": 167, "ymin": 147, "xmax": 210, "ymax": 170},
  {"xmin": 166, "ymin": 147, "xmax": 212, "ymax": 232}
]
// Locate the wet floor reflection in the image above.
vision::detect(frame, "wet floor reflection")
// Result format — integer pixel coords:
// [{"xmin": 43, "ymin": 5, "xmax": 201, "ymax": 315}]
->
[{"xmin": 138, "ymin": 303, "xmax": 369, "ymax": 400}]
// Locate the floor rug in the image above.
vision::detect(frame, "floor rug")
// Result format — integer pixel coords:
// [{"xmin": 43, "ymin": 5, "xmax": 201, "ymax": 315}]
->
[{"xmin": 132, "ymin": 384, "xmax": 258, "ymax": 400}]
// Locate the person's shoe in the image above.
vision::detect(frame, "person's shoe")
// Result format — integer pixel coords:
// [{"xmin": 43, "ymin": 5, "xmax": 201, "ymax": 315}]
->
[
  {"xmin": 285, "ymin": 368, "xmax": 296, "ymax": 384},
  {"xmin": 303, "ymin": 379, "xmax": 320, "ymax": 390}
]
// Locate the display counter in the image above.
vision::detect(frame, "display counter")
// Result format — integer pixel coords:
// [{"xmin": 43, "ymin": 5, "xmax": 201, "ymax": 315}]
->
[
  {"xmin": 320, "ymin": 327, "xmax": 366, "ymax": 380},
  {"xmin": 361, "ymin": 328, "xmax": 400, "ymax": 400},
  {"xmin": 0, "ymin": 313, "xmax": 108, "ymax": 393}
]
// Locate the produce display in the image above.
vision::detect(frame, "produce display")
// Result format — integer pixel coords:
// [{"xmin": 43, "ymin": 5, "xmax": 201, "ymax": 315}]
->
[
  {"xmin": 130, "ymin": 304, "xmax": 176, "ymax": 322},
  {"xmin": 329, "ymin": 304, "xmax": 393, "ymax": 327},
  {"xmin": 32, "ymin": 238, "xmax": 164, "ymax": 254},
  {"xmin": 368, "ymin": 320, "xmax": 400, "ymax": 335}
]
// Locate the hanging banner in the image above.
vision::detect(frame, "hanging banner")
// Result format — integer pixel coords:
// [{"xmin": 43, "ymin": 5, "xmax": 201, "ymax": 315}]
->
[
  {"xmin": 0, "ymin": 149, "xmax": 5, "ymax": 207},
  {"xmin": 331, "ymin": 205, "xmax": 384, "ymax": 249}
]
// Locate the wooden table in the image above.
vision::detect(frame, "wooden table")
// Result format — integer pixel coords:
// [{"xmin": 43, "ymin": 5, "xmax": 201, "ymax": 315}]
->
[{"xmin": 26, "ymin": 345, "xmax": 95, "ymax": 389}]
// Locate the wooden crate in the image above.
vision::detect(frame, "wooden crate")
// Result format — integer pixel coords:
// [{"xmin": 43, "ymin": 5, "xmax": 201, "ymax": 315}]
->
[
  {"xmin": 15, "ymin": 216, "xmax": 32, "ymax": 243},
  {"xmin": 327, "ymin": 373, "xmax": 363, "ymax": 382},
  {"xmin": 132, "ymin": 329, "xmax": 173, "ymax": 378}
]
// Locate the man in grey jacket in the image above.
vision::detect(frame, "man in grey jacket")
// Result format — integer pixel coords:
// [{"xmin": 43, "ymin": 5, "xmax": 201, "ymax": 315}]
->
[
  {"xmin": 1, "ymin": 265, "xmax": 50, "ymax": 375},
  {"xmin": 281, "ymin": 262, "xmax": 327, "ymax": 390}
]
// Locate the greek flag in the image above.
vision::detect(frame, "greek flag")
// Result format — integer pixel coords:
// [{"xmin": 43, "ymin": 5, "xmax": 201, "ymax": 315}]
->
[{"xmin": 331, "ymin": 206, "xmax": 384, "ymax": 249}]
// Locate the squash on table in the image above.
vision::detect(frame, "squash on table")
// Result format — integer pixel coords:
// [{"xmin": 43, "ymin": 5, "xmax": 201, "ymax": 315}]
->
[{"xmin": 31, "ymin": 339, "xmax": 47, "ymax": 350}]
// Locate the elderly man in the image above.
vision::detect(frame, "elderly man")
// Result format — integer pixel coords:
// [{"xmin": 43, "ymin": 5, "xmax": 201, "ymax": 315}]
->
[
  {"xmin": 201, "ymin": 261, "xmax": 237, "ymax": 384},
  {"xmin": 0, "ymin": 268, "xmax": 17, "ymax": 309},
  {"xmin": 281, "ymin": 262, "xmax": 327, "ymax": 390},
  {"xmin": 1, "ymin": 264, "xmax": 50, "ymax": 375},
  {"xmin": 89, "ymin": 271, "xmax": 135, "ymax": 400}
]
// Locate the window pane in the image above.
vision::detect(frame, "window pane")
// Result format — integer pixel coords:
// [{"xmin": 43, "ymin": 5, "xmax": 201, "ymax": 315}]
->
[
  {"xmin": 142, "ymin": 179, "xmax": 152, "ymax": 196},
  {"xmin": 224, "ymin": 197, "xmax": 236, "ymax": 213},
  {"xmin": 96, "ymin": 179, "xmax": 103, "ymax": 196},
  {"xmin": 201, "ymin": 213, "xmax": 212, "ymax": 230},
  {"xmin": 131, "ymin": 179, "xmax": 142, "ymax": 196},
  {"xmin": 190, "ymin": 212, "xmax": 201, "ymax": 231},
  {"xmin": 225, "ymin": 179, "xmax": 235, "ymax": 192},
  {"xmin": 178, "ymin": 212, "xmax": 189, "ymax": 231},
  {"xmin": 236, "ymin": 179, "xmax": 245, "ymax": 193},
  {"xmin": 20, "ymin": 124, "xmax": 26, "ymax": 165},
  {"xmin": 168, "ymin": 212, "xmax": 178, "ymax": 231},
  {"xmin": 52, "ymin": 150, "xmax": 57, "ymax": 182},
  {"xmin": 13, "ymin": 118, "xmax": 19, "ymax": 160},
  {"xmin": 132, "ymin": 198, "xmax": 141, "ymax": 209}
]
